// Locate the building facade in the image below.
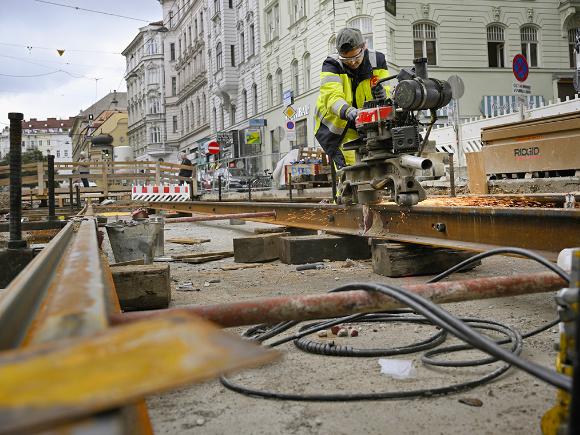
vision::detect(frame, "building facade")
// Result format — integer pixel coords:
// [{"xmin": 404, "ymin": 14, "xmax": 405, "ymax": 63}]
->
[
  {"xmin": 249, "ymin": 0, "xmax": 578, "ymax": 173},
  {"xmin": 159, "ymin": 0, "xmax": 211, "ymax": 166},
  {"xmin": 123, "ymin": 21, "xmax": 173, "ymax": 162},
  {"xmin": 0, "ymin": 117, "xmax": 75, "ymax": 162},
  {"xmin": 205, "ymin": 0, "xmax": 263, "ymax": 171},
  {"xmin": 70, "ymin": 91, "xmax": 127, "ymax": 160}
]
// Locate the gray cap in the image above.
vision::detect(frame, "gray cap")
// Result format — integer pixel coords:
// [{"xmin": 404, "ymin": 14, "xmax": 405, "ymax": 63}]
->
[{"xmin": 336, "ymin": 28, "xmax": 364, "ymax": 53}]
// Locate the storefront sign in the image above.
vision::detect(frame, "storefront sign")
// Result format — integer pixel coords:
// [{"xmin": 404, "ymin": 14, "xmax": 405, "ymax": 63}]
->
[{"xmin": 249, "ymin": 118, "xmax": 267, "ymax": 127}]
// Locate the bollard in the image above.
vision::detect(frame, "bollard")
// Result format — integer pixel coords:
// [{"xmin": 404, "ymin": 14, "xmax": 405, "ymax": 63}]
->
[
  {"xmin": 68, "ymin": 177, "xmax": 74, "ymax": 212},
  {"xmin": 248, "ymin": 179, "xmax": 252, "ymax": 201},
  {"xmin": 218, "ymin": 175, "xmax": 222, "ymax": 201},
  {"xmin": 47, "ymin": 154, "xmax": 56, "ymax": 220},
  {"xmin": 8, "ymin": 113, "xmax": 26, "ymax": 249}
]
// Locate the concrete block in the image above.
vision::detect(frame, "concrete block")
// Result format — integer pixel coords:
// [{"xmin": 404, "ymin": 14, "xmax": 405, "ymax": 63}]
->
[
  {"xmin": 233, "ymin": 232, "xmax": 290, "ymax": 263},
  {"xmin": 111, "ymin": 263, "xmax": 171, "ymax": 311},
  {"xmin": 372, "ymin": 242, "xmax": 479, "ymax": 278},
  {"xmin": 278, "ymin": 234, "xmax": 371, "ymax": 265}
]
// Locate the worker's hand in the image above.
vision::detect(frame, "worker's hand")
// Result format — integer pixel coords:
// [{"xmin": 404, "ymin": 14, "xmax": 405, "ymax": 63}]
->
[
  {"xmin": 346, "ymin": 108, "xmax": 359, "ymax": 124},
  {"xmin": 372, "ymin": 85, "xmax": 386, "ymax": 99}
]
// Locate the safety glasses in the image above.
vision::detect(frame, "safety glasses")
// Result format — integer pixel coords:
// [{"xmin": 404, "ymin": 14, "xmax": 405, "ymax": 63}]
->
[{"xmin": 338, "ymin": 48, "xmax": 364, "ymax": 64}]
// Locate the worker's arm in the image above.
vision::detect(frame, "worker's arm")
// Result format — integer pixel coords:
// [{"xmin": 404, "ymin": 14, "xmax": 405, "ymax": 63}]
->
[
  {"xmin": 373, "ymin": 51, "xmax": 391, "ymax": 98},
  {"xmin": 319, "ymin": 58, "xmax": 356, "ymax": 120}
]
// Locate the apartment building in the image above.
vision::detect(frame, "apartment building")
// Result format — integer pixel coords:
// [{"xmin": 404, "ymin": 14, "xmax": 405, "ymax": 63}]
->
[
  {"xmin": 251, "ymin": 0, "xmax": 577, "ymax": 171},
  {"xmin": 123, "ymin": 21, "xmax": 172, "ymax": 161},
  {"xmin": 159, "ymin": 0, "xmax": 211, "ymax": 165},
  {"xmin": 0, "ymin": 117, "xmax": 75, "ymax": 162}
]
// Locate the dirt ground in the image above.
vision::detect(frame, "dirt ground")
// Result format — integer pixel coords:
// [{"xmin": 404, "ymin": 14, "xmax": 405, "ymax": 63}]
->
[{"xmin": 103, "ymin": 217, "xmax": 564, "ymax": 435}]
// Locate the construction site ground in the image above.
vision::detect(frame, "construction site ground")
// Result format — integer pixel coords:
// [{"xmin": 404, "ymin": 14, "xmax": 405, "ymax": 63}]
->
[{"xmin": 100, "ymin": 217, "xmax": 560, "ymax": 435}]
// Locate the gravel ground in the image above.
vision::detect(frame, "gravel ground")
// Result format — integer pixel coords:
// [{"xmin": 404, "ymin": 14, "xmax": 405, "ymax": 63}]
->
[{"xmin": 104, "ymin": 218, "xmax": 561, "ymax": 435}]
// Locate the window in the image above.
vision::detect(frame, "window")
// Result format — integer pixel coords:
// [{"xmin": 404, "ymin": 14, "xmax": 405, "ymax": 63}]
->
[
  {"xmin": 289, "ymin": 0, "xmax": 306, "ymax": 25},
  {"xmin": 295, "ymin": 119, "xmax": 307, "ymax": 148},
  {"xmin": 64, "ymin": 150, "xmax": 68, "ymax": 157},
  {"xmin": 169, "ymin": 42, "xmax": 175, "ymax": 61},
  {"xmin": 216, "ymin": 42, "xmax": 223, "ymax": 70},
  {"xmin": 172, "ymin": 116, "xmax": 178, "ymax": 133},
  {"xmin": 303, "ymin": 53, "xmax": 311, "ymax": 91},
  {"xmin": 185, "ymin": 106, "xmax": 190, "ymax": 132},
  {"xmin": 171, "ymin": 76, "xmax": 177, "ymax": 96},
  {"xmin": 228, "ymin": 0, "xmax": 232, "ymax": 8},
  {"xmin": 265, "ymin": 4, "xmax": 280, "ymax": 42},
  {"xmin": 230, "ymin": 45, "xmax": 236, "ymax": 66},
  {"xmin": 252, "ymin": 83, "xmax": 258, "ymax": 115},
  {"xmin": 214, "ymin": 0, "xmax": 220, "ymax": 15},
  {"xmin": 413, "ymin": 23, "xmax": 437, "ymax": 66},
  {"xmin": 56, "ymin": 150, "xmax": 60, "ymax": 158},
  {"xmin": 39, "ymin": 140, "xmax": 43, "ymax": 146},
  {"xmin": 348, "ymin": 16, "xmax": 373, "ymax": 49},
  {"xmin": 249, "ymin": 24, "xmax": 255, "ymax": 56},
  {"xmin": 242, "ymin": 89, "xmax": 248, "ymax": 119},
  {"xmin": 151, "ymin": 126, "xmax": 161, "ymax": 143},
  {"xmin": 521, "ymin": 26, "xmax": 538, "ymax": 68},
  {"xmin": 220, "ymin": 106, "xmax": 224, "ymax": 130},
  {"xmin": 569, "ymin": 28, "xmax": 579, "ymax": 68},
  {"xmin": 47, "ymin": 140, "xmax": 50, "ymax": 145},
  {"xmin": 150, "ymin": 97, "xmax": 160, "ymax": 114},
  {"xmin": 291, "ymin": 59, "xmax": 299, "ymax": 95},
  {"xmin": 191, "ymin": 102, "xmax": 195, "ymax": 128},
  {"xmin": 180, "ymin": 109, "xmax": 184, "ymax": 134},
  {"xmin": 266, "ymin": 74, "xmax": 273, "ymax": 107},
  {"xmin": 276, "ymin": 68, "xmax": 283, "ymax": 104},
  {"xmin": 240, "ymin": 31, "xmax": 246, "ymax": 61},
  {"xmin": 202, "ymin": 94, "xmax": 206, "ymax": 122},
  {"xmin": 487, "ymin": 25, "xmax": 505, "ymax": 68},
  {"xmin": 146, "ymin": 39, "xmax": 157, "ymax": 55},
  {"xmin": 230, "ymin": 104, "xmax": 236, "ymax": 125},
  {"xmin": 200, "ymin": 11, "xmax": 203, "ymax": 33}
]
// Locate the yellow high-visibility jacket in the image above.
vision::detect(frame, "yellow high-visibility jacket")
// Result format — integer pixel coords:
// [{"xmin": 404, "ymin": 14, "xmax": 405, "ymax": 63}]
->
[{"xmin": 314, "ymin": 49, "xmax": 390, "ymax": 167}]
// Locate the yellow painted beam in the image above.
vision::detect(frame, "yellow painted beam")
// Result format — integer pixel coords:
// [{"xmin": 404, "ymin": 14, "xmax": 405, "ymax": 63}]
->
[{"xmin": 0, "ymin": 314, "xmax": 277, "ymax": 434}]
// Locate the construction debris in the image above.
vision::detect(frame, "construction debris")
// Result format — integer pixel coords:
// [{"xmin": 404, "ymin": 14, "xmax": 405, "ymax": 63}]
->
[{"xmin": 167, "ymin": 237, "xmax": 211, "ymax": 245}]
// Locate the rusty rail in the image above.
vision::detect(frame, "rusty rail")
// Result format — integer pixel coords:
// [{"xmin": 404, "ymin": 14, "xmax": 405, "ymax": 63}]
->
[
  {"xmin": 111, "ymin": 272, "xmax": 565, "ymax": 328},
  {"xmin": 148, "ymin": 201, "xmax": 580, "ymax": 261},
  {"xmin": 165, "ymin": 211, "xmax": 276, "ymax": 223}
]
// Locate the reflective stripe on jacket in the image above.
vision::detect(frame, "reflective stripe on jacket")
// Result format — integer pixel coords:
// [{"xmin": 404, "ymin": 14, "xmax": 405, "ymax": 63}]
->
[{"xmin": 314, "ymin": 49, "xmax": 390, "ymax": 166}]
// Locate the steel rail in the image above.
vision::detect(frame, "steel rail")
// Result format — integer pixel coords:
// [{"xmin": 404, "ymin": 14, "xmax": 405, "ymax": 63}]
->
[
  {"xmin": 148, "ymin": 201, "xmax": 580, "ymax": 261},
  {"xmin": 0, "ymin": 218, "xmax": 154, "ymax": 433},
  {"xmin": 111, "ymin": 272, "xmax": 565, "ymax": 328}
]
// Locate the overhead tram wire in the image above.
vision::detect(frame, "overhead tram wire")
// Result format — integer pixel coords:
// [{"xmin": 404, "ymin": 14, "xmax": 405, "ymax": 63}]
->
[
  {"xmin": 32, "ymin": 0, "xmax": 153, "ymax": 23},
  {"xmin": 0, "ymin": 42, "xmax": 123, "ymax": 56}
]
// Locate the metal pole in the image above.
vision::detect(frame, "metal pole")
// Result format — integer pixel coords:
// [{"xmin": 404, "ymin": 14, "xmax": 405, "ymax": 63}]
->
[
  {"xmin": 248, "ymin": 178, "xmax": 252, "ymax": 201},
  {"xmin": 47, "ymin": 154, "xmax": 56, "ymax": 221},
  {"xmin": 218, "ymin": 175, "xmax": 222, "ymax": 201},
  {"xmin": 165, "ymin": 211, "xmax": 276, "ymax": 223},
  {"xmin": 448, "ymin": 152, "xmax": 456, "ymax": 197},
  {"xmin": 8, "ymin": 112, "xmax": 26, "ymax": 249},
  {"xmin": 288, "ymin": 167, "xmax": 293, "ymax": 201},
  {"xmin": 111, "ymin": 272, "xmax": 566, "ymax": 328},
  {"xmin": 68, "ymin": 177, "xmax": 74, "ymax": 212},
  {"xmin": 76, "ymin": 184, "xmax": 81, "ymax": 208}
]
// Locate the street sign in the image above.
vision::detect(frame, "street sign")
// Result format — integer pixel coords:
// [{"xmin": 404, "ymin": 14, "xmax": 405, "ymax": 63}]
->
[
  {"xmin": 283, "ymin": 90, "xmax": 294, "ymax": 107},
  {"xmin": 512, "ymin": 82, "xmax": 531, "ymax": 95},
  {"xmin": 207, "ymin": 140, "xmax": 220, "ymax": 155},
  {"xmin": 283, "ymin": 105, "xmax": 296, "ymax": 119},
  {"xmin": 248, "ymin": 118, "xmax": 267, "ymax": 127},
  {"xmin": 512, "ymin": 54, "xmax": 529, "ymax": 82},
  {"xmin": 285, "ymin": 120, "xmax": 296, "ymax": 141},
  {"xmin": 447, "ymin": 75, "xmax": 464, "ymax": 100},
  {"xmin": 245, "ymin": 128, "xmax": 262, "ymax": 145}
]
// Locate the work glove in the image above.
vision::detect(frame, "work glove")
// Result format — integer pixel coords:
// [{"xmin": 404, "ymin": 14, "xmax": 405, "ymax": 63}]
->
[
  {"xmin": 346, "ymin": 107, "xmax": 359, "ymax": 124},
  {"xmin": 372, "ymin": 85, "xmax": 386, "ymax": 99}
]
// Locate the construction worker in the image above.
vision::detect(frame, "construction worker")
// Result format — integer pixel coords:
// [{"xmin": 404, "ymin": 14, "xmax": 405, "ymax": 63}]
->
[{"xmin": 315, "ymin": 28, "xmax": 391, "ymax": 168}]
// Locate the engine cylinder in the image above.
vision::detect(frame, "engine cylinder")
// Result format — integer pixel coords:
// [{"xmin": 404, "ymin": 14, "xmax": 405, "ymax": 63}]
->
[{"xmin": 394, "ymin": 78, "xmax": 452, "ymax": 111}]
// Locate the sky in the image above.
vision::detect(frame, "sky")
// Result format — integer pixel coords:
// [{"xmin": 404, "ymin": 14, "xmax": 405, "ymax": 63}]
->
[{"xmin": 0, "ymin": 0, "xmax": 164, "ymax": 128}]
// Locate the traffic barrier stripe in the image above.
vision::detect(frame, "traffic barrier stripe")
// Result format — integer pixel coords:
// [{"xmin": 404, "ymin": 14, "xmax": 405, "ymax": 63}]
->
[{"xmin": 131, "ymin": 184, "xmax": 190, "ymax": 202}]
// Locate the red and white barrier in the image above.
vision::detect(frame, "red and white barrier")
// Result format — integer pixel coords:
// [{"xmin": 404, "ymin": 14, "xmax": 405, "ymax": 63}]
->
[{"xmin": 131, "ymin": 184, "xmax": 190, "ymax": 202}]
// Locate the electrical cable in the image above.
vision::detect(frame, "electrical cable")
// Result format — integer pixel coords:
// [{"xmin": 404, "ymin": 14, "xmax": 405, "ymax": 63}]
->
[
  {"xmin": 221, "ymin": 247, "xmax": 572, "ymax": 401},
  {"xmin": 32, "ymin": 0, "xmax": 153, "ymax": 22}
]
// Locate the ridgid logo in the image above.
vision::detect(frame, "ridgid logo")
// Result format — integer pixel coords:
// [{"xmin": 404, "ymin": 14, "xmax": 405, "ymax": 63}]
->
[{"xmin": 514, "ymin": 147, "xmax": 540, "ymax": 159}]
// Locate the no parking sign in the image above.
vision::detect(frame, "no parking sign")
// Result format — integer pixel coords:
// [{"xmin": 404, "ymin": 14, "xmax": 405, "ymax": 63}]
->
[{"xmin": 285, "ymin": 120, "xmax": 296, "ymax": 141}]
